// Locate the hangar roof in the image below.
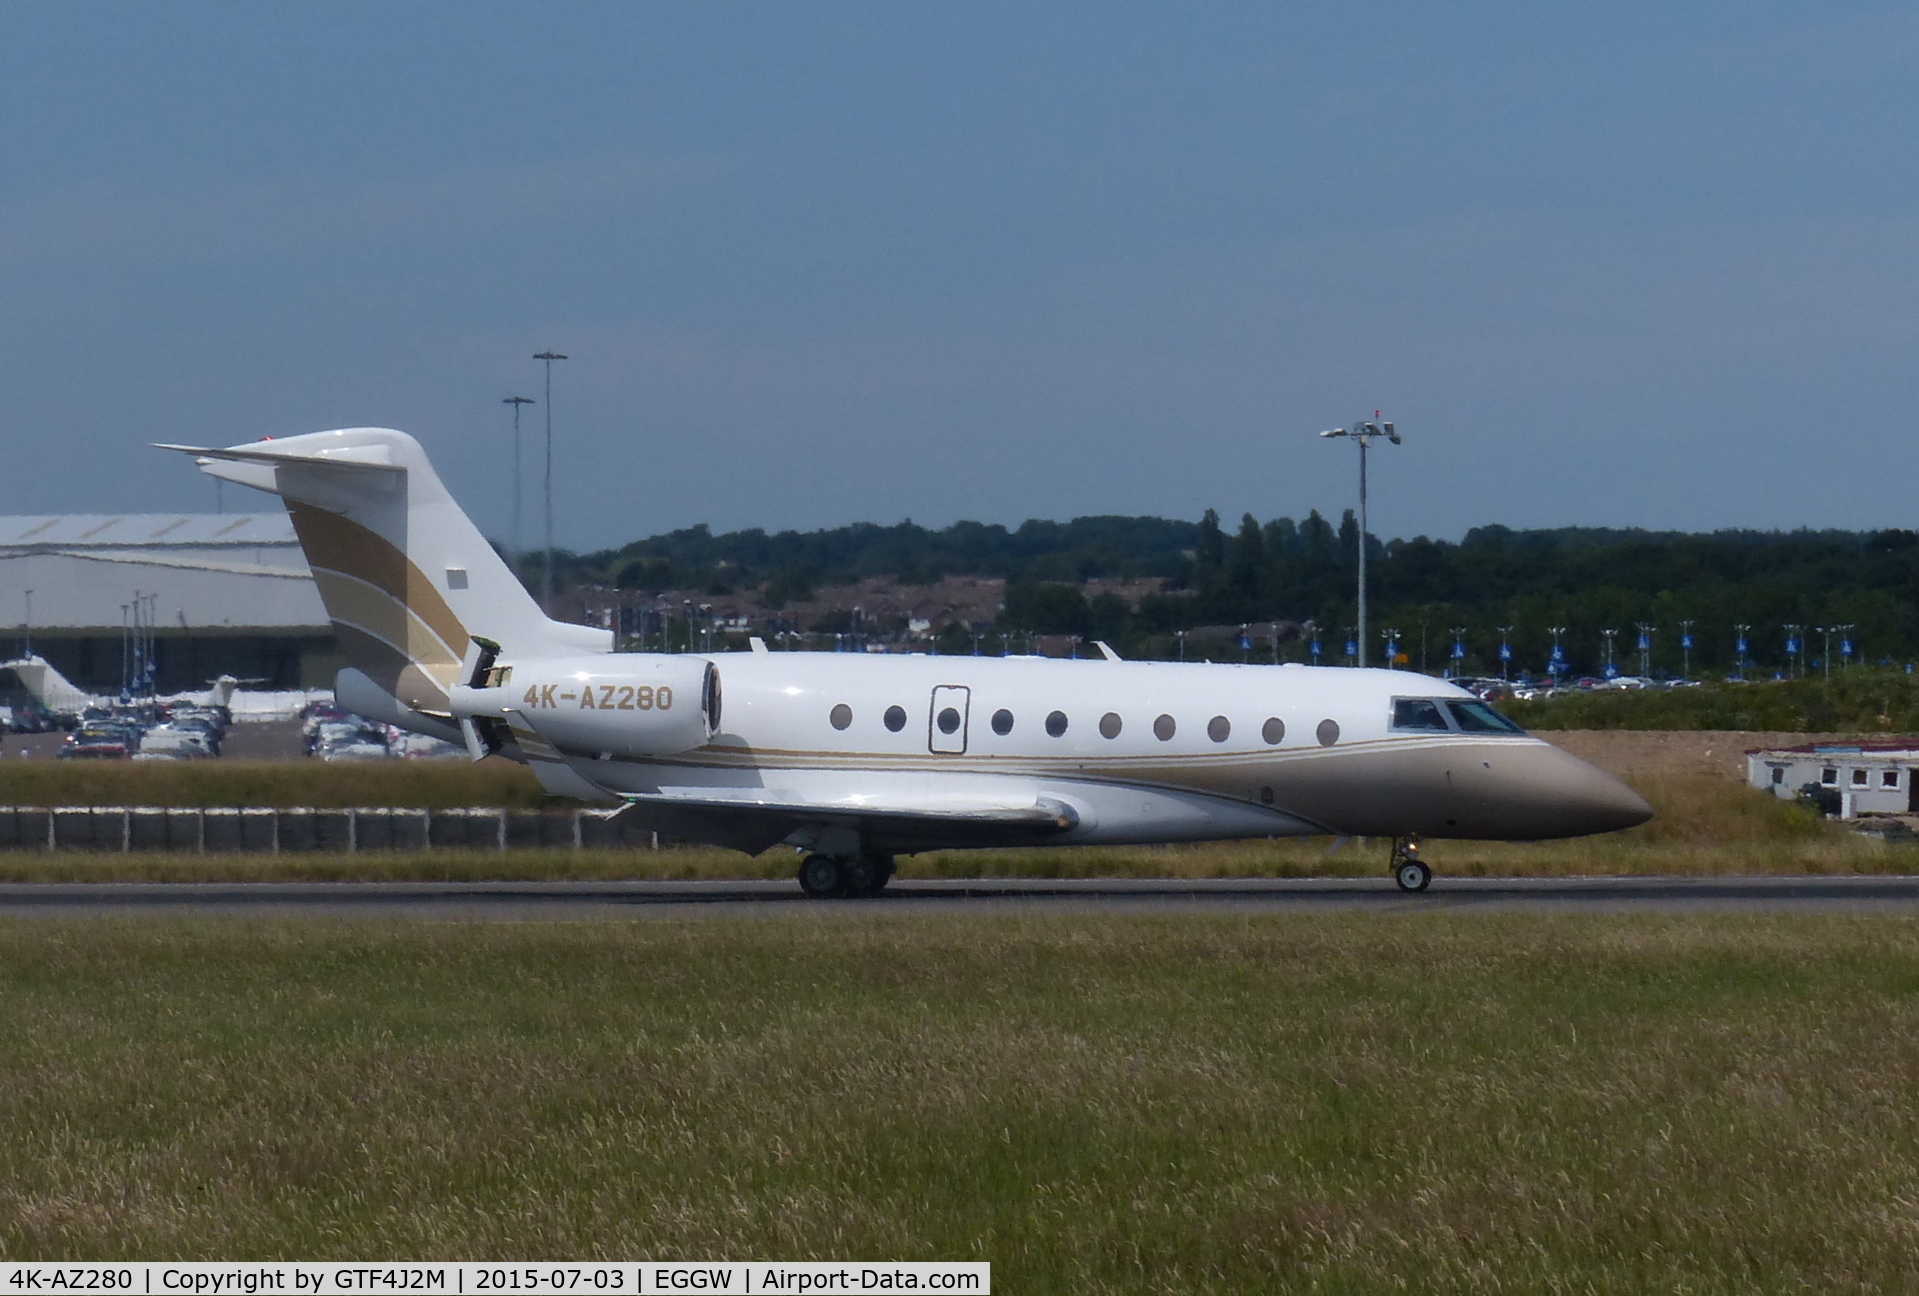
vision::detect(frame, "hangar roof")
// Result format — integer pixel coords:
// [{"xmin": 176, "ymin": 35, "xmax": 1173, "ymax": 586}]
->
[
  {"xmin": 0, "ymin": 514, "xmax": 295, "ymax": 548},
  {"xmin": 0, "ymin": 513, "xmax": 325, "ymax": 633}
]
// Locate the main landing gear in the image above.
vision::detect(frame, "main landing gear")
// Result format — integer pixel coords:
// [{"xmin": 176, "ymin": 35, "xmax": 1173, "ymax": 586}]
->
[
  {"xmin": 1390, "ymin": 836, "xmax": 1431, "ymax": 893},
  {"xmin": 797, "ymin": 852, "xmax": 896, "ymax": 899}
]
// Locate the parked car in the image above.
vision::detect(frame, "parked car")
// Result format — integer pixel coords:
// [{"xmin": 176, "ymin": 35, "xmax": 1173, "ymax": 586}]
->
[
  {"xmin": 134, "ymin": 726, "xmax": 215, "ymax": 760},
  {"xmin": 59, "ymin": 726, "xmax": 134, "ymax": 759}
]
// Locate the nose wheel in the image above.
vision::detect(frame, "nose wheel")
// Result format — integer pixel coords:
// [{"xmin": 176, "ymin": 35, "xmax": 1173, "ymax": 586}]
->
[{"xmin": 1390, "ymin": 837, "xmax": 1431, "ymax": 893}]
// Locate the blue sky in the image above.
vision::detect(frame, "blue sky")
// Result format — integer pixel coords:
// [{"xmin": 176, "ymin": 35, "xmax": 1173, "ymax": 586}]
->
[{"xmin": 4, "ymin": 3, "xmax": 1918, "ymax": 551}]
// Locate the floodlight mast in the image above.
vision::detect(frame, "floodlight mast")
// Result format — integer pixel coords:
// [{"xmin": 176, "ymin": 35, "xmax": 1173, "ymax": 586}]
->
[{"xmin": 1319, "ymin": 417, "xmax": 1400, "ymax": 668}]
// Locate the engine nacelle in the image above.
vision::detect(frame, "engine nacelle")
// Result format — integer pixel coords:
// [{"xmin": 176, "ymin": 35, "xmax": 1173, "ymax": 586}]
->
[{"xmin": 450, "ymin": 654, "xmax": 720, "ymax": 759}]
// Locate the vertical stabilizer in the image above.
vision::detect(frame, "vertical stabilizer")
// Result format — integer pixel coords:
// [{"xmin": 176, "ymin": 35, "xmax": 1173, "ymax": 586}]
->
[{"xmin": 159, "ymin": 428, "xmax": 609, "ymax": 718}]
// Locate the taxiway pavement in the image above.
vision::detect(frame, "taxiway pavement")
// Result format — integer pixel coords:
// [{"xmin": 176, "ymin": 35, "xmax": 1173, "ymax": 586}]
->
[{"xmin": 0, "ymin": 875, "xmax": 1916, "ymax": 918}]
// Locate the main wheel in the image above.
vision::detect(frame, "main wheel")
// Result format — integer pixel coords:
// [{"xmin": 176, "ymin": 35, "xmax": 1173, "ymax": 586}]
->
[
  {"xmin": 840, "ymin": 854, "xmax": 895, "ymax": 897},
  {"xmin": 1394, "ymin": 859, "xmax": 1432, "ymax": 893},
  {"xmin": 797, "ymin": 853, "xmax": 846, "ymax": 898},
  {"xmin": 840, "ymin": 855, "xmax": 881, "ymax": 897}
]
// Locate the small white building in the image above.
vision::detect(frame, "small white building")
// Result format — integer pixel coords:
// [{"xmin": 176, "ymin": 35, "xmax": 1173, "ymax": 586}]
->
[{"xmin": 1747, "ymin": 743, "xmax": 1919, "ymax": 817}]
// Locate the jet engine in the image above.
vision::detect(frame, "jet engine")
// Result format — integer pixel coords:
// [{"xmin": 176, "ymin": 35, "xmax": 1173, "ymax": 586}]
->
[{"xmin": 449, "ymin": 654, "xmax": 720, "ymax": 760}]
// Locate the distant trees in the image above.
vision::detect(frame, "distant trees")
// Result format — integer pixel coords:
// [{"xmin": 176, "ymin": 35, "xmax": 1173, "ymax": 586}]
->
[{"xmin": 530, "ymin": 511, "xmax": 1919, "ymax": 676}]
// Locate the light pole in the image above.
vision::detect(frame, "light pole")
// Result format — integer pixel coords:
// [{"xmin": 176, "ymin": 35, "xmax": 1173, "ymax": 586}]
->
[
  {"xmin": 1679, "ymin": 619, "xmax": 1694, "ymax": 680},
  {"xmin": 502, "ymin": 395, "xmax": 534, "ymax": 566},
  {"xmin": 22, "ymin": 589, "xmax": 32, "ymax": 658},
  {"xmin": 533, "ymin": 351, "xmax": 568, "ymax": 613},
  {"xmin": 1319, "ymin": 416, "xmax": 1400, "ymax": 667},
  {"xmin": 1381, "ymin": 626, "xmax": 1402, "ymax": 670},
  {"xmin": 1815, "ymin": 625, "xmax": 1855, "ymax": 680},
  {"xmin": 1497, "ymin": 625, "xmax": 1513, "ymax": 681},
  {"xmin": 1734, "ymin": 624, "xmax": 1750, "ymax": 680},
  {"xmin": 1449, "ymin": 626, "xmax": 1467, "ymax": 679},
  {"xmin": 1601, "ymin": 628, "xmax": 1618, "ymax": 679},
  {"xmin": 1839, "ymin": 623, "xmax": 1855, "ymax": 671},
  {"xmin": 1548, "ymin": 625, "xmax": 1566, "ymax": 680},
  {"xmin": 1635, "ymin": 622, "xmax": 1654, "ymax": 679},
  {"xmin": 1785, "ymin": 624, "xmax": 1803, "ymax": 679}
]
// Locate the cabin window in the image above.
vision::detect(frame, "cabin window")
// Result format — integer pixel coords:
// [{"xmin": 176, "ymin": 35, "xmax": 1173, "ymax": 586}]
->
[
  {"xmin": 1391, "ymin": 698, "xmax": 1451, "ymax": 732},
  {"xmin": 992, "ymin": 708, "xmax": 1014, "ymax": 735},
  {"xmin": 1316, "ymin": 718, "xmax": 1340, "ymax": 747},
  {"xmin": 1262, "ymin": 717, "xmax": 1285, "ymax": 745},
  {"xmin": 1207, "ymin": 715, "xmax": 1231, "ymax": 743},
  {"xmin": 1884, "ymin": 769, "xmax": 1901, "ymax": 789},
  {"xmin": 1045, "ymin": 710, "xmax": 1069, "ymax": 737},
  {"xmin": 1154, "ymin": 714, "xmax": 1176, "ymax": 741},
  {"xmin": 883, "ymin": 705, "xmax": 907, "ymax": 732},
  {"xmin": 1852, "ymin": 768, "xmax": 1870, "ymax": 788},
  {"xmin": 937, "ymin": 706, "xmax": 962, "ymax": 735},
  {"xmin": 1821, "ymin": 767, "xmax": 1838, "ymax": 786},
  {"xmin": 1099, "ymin": 712, "xmax": 1123, "ymax": 739},
  {"xmin": 829, "ymin": 704, "xmax": 852, "ymax": 731}
]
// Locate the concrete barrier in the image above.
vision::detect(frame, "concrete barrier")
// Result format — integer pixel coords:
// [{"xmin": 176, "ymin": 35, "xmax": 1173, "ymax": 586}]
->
[{"xmin": 0, "ymin": 806, "xmax": 649, "ymax": 851}]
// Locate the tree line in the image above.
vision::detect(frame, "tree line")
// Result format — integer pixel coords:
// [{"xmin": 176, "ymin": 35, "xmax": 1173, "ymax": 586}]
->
[{"xmin": 522, "ymin": 511, "xmax": 1919, "ymax": 677}]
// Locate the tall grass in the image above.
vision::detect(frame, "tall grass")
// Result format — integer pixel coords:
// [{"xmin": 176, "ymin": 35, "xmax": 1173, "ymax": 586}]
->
[
  {"xmin": 1508, "ymin": 669, "xmax": 1919, "ymax": 731},
  {"xmin": 4, "ymin": 914, "xmax": 1919, "ymax": 1292}
]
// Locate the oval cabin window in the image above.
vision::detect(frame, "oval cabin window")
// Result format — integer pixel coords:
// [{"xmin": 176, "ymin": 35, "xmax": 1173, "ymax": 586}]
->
[
  {"xmin": 992, "ymin": 709, "xmax": 1014, "ymax": 735},
  {"xmin": 1207, "ymin": 715, "xmax": 1231, "ymax": 743},
  {"xmin": 1153, "ymin": 714, "xmax": 1176, "ymax": 741},
  {"xmin": 937, "ymin": 707, "xmax": 962, "ymax": 735},
  {"xmin": 1099, "ymin": 712, "xmax": 1123, "ymax": 739},
  {"xmin": 1262, "ymin": 717, "xmax": 1285, "ymax": 745},
  {"xmin": 883, "ymin": 705, "xmax": 907, "ymax": 732},
  {"xmin": 1045, "ymin": 710, "xmax": 1069, "ymax": 737},
  {"xmin": 1316, "ymin": 718, "xmax": 1340, "ymax": 747},
  {"xmin": 829, "ymin": 704, "xmax": 853, "ymax": 731}
]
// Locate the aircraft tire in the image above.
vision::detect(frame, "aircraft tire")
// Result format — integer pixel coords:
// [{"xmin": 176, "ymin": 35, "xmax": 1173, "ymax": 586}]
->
[
  {"xmin": 841, "ymin": 854, "xmax": 892, "ymax": 898},
  {"xmin": 1394, "ymin": 859, "xmax": 1432, "ymax": 893},
  {"xmin": 797, "ymin": 853, "xmax": 847, "ymax": 899}
]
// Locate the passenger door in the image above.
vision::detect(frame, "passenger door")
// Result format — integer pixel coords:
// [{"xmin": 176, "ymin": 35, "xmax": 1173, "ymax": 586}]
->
[{"xmin": 928, "ymin": 685, "xmax": 970, "ymax": 754}]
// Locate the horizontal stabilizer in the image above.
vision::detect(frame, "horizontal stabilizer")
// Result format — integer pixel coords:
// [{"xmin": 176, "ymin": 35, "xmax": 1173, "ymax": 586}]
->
[{"xmin": 154, "ymin": 442, "xmax": 402, "ymax": 472}]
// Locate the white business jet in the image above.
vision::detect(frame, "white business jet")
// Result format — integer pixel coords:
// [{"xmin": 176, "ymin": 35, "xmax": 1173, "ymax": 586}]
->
[{"xmin": 160, "ymin": 428, "xmax": 1650, "ymax": 895}]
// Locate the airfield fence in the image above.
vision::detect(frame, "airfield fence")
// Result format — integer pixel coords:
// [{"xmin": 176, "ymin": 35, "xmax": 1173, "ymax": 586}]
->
[{"xmin": 0, "ymin": 806, "xmax": 663, "ymax": 852}]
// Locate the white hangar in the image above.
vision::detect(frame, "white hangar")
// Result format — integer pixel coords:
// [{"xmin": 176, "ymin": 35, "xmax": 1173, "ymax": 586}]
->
[{"xmin": 0, "ymin": 512, "xmax": 337, "ymax": 693}]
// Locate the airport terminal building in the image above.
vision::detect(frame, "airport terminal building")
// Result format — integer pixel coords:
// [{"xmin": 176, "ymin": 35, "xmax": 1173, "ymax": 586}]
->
[{"xmin": 0, "ymin": 512, "xmax": 337, "ymax": 693}]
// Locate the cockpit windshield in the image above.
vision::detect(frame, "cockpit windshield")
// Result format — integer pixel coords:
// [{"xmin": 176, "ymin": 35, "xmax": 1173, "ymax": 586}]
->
[
  {"xmin": 1445, "ymin": 700, "xmax": 1527, "ymax": 735},
  {"xmin": 1391, "ymin": 698, "xmax": 1452, "ymax": 731}
]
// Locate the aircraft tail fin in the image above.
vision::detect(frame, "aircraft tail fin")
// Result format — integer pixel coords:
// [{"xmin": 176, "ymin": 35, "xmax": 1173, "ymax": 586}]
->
[
  {"xmin": 159, "ymin": 428, "xmax": 609, "ymax": 718},
  {"xmin": 0, "ymin": 654, "xmax": 93, "ymax": 716}
]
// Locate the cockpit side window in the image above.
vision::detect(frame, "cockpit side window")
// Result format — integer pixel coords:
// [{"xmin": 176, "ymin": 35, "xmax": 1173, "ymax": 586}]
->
[
  {"xmin": 1391, "ymin": 698, "xmax": 1452, "ymax": 732},
  {"xmin": 1446, "ymin": 700, "xmax": 1527, "ymax": 735}
]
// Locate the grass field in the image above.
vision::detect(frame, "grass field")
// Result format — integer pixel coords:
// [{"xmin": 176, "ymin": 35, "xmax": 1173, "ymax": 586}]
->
[{"xmin": 1, "ymin": 913, "xmax": 1917, "ymax": 1292}]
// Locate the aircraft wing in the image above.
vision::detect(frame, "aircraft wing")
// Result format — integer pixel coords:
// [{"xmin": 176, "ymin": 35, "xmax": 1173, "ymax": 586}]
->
[{"xmin": 612, "ymin": 788, "xmax": 1081, "ymax": 856}]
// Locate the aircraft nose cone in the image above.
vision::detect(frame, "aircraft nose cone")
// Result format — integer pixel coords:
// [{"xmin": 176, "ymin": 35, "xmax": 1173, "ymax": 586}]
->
[
  {"xmin": 1565, "ymin": 762, "xmax": 1654, "ymax": 835},
  {"xmin": 1474, "ymin": 743, "xmax": 1653, "ymax": 839}
]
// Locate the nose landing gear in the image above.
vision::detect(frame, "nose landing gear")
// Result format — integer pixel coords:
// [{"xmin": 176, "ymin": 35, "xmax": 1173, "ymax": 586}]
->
[
  {"xmin": 1390, "ymin": 836, "xmax": 1431, "ymax": 893},
  {"xmin": 797, "ymin": 852, "xmax": 896, "ymax": 899}
]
